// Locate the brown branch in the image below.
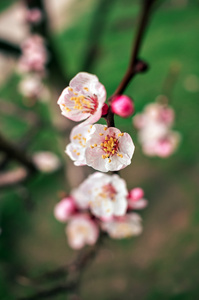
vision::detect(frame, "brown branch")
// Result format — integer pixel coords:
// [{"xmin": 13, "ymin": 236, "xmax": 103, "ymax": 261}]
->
[
  {"xmin": 17, "ymin": 233, "xmax": 106, "ymax": 299},
  {"xmin": 105, "ymin": 0, "xmax": 156, "ymax": 127},
  {"xmin": 0, "ymin": 133, "xmax": 37, "ymax": 173}
]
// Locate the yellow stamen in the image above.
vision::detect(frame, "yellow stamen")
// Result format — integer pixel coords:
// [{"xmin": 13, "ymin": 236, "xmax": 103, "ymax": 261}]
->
[
  {"xmin": 108, "ymin": 159, "xmax": 111, "ymax": 163},
  {"xmin": 68, "ymin": 87, "xmax": 73, "ymax": 91},
  {"xmin": 104, "ymin": 127, "xmax": 108, "ymax": 131},
  {"xmin": 99, "ymin": 133, "xmax": 103, "ymax": 136}
]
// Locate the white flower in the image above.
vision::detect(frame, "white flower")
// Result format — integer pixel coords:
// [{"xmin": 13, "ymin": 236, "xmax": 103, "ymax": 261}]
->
[
  {"xmin": 33, "ymin": 151, "xmax": 61, "ymax": 173},
  {"xmin": 18, "ymin": 75, "xmax": 43, "ymax": 98},
  {"xmin": 72, "ymin": 172, "xmax": 128, "ymax": 218},
  {"xmin": 133, "ymin": 102, "xmax": 180, "ymax": 158},
  {"xmin": 101, "ymin": 213, "xmax": 142, "ymax": 239},
  {"xmin": 57, "ymin": 72, "xmax": 106, "ymax": 125},
  {"xmin": 66, "ymin": 214, "xmax": 99, "ymax": 249},
  {"xmin": 85, "ymin": 124, "xmax": 135, "ymax": 172},
  {"xmin": 66, "ymin": 124, "xmax": 93, "ymax": 166}
]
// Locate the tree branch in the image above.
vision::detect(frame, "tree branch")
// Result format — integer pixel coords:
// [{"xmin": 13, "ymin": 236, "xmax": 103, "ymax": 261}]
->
[
  {"xmin": 105, "ymin": 0, "xmax": 156, "ymax": 127},
  {"xmin": 0, "ymin": 133, "xmax": 37, "ymax": 173}
]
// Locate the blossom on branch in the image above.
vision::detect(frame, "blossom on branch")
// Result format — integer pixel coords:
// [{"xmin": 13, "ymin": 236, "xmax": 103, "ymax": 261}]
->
[
  {"xmin": 127, "ymin": 187, "xmax": 148, "ymax": 210},
  {"xmin": 54, "ymin": 197, "xmax": 76, "ymax": 222},
  {"xmin": 101, "ymin": 213, "xmax": 142, "ymax": 239},
  {"xmin": 58, "ymin": 72, "xmax": 106, "ymax": 125},
  {"xmin": 133, "ymin": 102, "xmax": 181, "ymax": 157},
  {"xmin": 85, "ymin": 124, "xmax": 135, "ymax": 172},
  {"xmin": 18, "ymin": 35, "xmax": 48, "ymax": 74},
  {"xmin": 72, "ymin": 172, "xmax": 128, "ymax": 218},
  {"xmin": 66, "ymin": 124, "xmax": 92, "ymax": 166},
  {"xmin": 66, "ymin": 214, "xmax": 99, "ymax": 249}
]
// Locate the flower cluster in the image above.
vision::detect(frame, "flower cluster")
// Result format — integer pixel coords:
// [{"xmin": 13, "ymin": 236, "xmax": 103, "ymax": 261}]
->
[
  {"xmin": 58, "ymin": 72, "xmax": 135, "ymax": 172},
  {"xmin": 56, "ymin": 72, "xmax": 146, "ymax": 249},
  {"xmin": 17, "ymin": 8, "xmax": 49, "ymax": 104},
  {"xmin": 54, "ymin": 172, "xmax": 147, "ymax": 249},
  {"xmin": 133, "ymin": 102, "xmax": 181, "ymax": 157}
]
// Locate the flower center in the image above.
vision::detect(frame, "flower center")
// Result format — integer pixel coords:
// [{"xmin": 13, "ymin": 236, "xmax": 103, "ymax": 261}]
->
[
  {"xmin": 97, "ymin": 184, "xmax": 116, "ymax": 202},
  {"xmin": 73, "ymin": 133, "xmax": 87, "ymax": 148},
  {"xmin": 68, "ymin": 87, "xmax": 98, "ymax": 114}
]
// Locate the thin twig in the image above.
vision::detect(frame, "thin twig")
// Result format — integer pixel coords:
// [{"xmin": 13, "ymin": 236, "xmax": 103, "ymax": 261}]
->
[
  {"xmin": 0, "ymin": 133, "xmax": 37, "ymax": 173},
  {"xmin": 105, "ymin": 0, "xmax": 156, "ymax": 127}
]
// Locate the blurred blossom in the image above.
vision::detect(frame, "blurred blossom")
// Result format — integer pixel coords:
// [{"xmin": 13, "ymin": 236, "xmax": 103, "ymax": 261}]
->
[
  {"xmin": 101, "ymin": 213, "xmax": 142, "ymax": 239},
  {"xmin": 58, "ymin": 72, "xmax": 106, "ymax": 125},
  {"xmin": 18, "ymin": 35, "xmax": 48, "ymax": 74},
  {"xmin": 133, "ymin": 102, "xmax": 181, "ymax": 157},
  {"xmin": 54, "ymin": 197, "xmax": 76, "ymax": 222},
  {"xmin": 72, "ymin": 172, "xmax": 128, "ymax": 218},
  {"xmin": 66, "ymin": 214, "xmax": 99, "ymax": 249},
  {"xmin": 33, "ymin": 151, "xmax": 61, "ymax": 173},
  {"xmin": 18, "ymin": 75, "xmax": 50, "ymax": 102},
  {"xmin": 18, "ymin": 74, "xmax": 42, "ymax": 98},
  {"xmin": 85, "ymin": 124, "xmax": 135, "ymax": 172},
  {"xmin": 128, "ymin": 187, "xmax": 148, "ymax": 210},
  {"xmin": 25, "ymin": 8, "xmax": 42, "ymax": 24}
]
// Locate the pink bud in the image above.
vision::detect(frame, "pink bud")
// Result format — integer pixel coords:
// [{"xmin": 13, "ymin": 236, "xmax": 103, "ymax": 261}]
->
[
  {"xmin": 128, "ymin": 188, "xmax": 144, "ymax": 201},
  {"xmin": 102, "ymin": 103, "xmax": 109, "ymax": 116},
  {"xmin": 54, "ymin": 197, "xmax": 76, "ymax": 222},
  {"xmin": 111, "ymin": 95, "xmax": 134, "ymax": 118}
]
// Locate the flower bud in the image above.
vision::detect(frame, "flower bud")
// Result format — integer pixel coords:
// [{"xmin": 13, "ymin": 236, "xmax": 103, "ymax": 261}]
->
[
  {"xmin": 111, "ymin": 95, "xmax": 134, "ymax": 118},
  {"xmin": 54, "ymin": 197, "xmax": 76, "ymax": 222},
  {"xmin": 128, "ymin": 188, "xmax": 144, "ymax": 201},
  {"xmin": 101, "ymin": 103, "xmax": 109, "ymax": 116}
]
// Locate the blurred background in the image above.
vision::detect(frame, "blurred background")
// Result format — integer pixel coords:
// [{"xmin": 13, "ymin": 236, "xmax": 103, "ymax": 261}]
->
[{"xmin": 0, "ymin": 0, "xmax": 199, "ymax": 299}]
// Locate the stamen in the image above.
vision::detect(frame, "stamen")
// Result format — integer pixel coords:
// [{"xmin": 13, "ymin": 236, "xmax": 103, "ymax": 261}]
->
[
  {"xmin": 118, "ymin": 133, "xmax": 124, "ymax": 137},
  {"xmin": 104, "ymin": 127, "xmax": 108, "ymax": 131},
  {"xmin": 99, "ymin": 133, "xmax": 103, "ymax": 136}
]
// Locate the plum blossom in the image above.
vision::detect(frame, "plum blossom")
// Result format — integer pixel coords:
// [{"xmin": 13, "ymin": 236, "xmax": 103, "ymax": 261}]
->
[
  {"xmin": 18, "ymin": 35, "xmax": 48, "ymax": 74},
  {"xmin": 101, "ymin": 213, "xmax": 142, "ymax": 239},
  {"xmin": 33, "ymin": 151, "xmax": 61, "ymax": 173},
  {"xmin": 128, "ymin": 187, "xmax": 148, "ymax": 210},
  {"xmin": 85, "ymin": 124, "xmax": 135, "ymax": 172},
  {"xmin": 54, "ymin": 197, "xmax": 76, "ymax": 222},
  {"xmin": 58, "ymin": 72, "xmax": 106, "ymax": 125},
  {"xmin": 18, "ymin": 74, "xmax": 43, "ymax": 99},
  {"xmin": 25, "ymin": 8, "xmax": 42, "ymax": 24},
  {"xmin": 66, "ymin": 124, "xmax": 93, "ymax": 166},
  {"xmin": 66, "ymin": 214, "xmax": 99, "ymax": 249},
  {"xmin": 72, "ymin": 172, "xmax": 128, "ymax": 218},
  {"xmin": 133, "ymin": 102, "xmax": 181, "ymax": 157}
]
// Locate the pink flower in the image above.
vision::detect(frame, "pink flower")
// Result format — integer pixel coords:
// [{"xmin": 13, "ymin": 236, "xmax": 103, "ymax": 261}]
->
[
  {"xmin": 85, "ymin": 124, "xmax": 135, "ymax": 172},
  {"xmin": 25, "ymin": 8, "xmax": 42, "ymax": 24},
  {"xmin": 66, "ymin": 214, "xmax": 99, "ymax": 249},
  {"xmin": 66, "ymin": 124, "xmax": 93, "ymax": 166},
  {"xmin": 128, "ymin": 188, "xmax": 148, "ymax": 210},
  {"xmin": 155, "ymin": 132, "xmax": 181, "ymax": 158},
  {"xmin": 33, "ymin": 151, "xmax": 61, "ymax": 173},
  {"xmin": 133, "ymin": 102, "xmax": 180, "ymax": 158},
  {"xmin": 18, "ymin": 35, "xmax": 48, "ymax": 73},
  {"xmin": 101, "ymin": 213, "xmax": 142, "ymax": 239},
  {"xmin": 54, "ymin": 197, "xmax": 76, "ymax": 222},
  {"xmin": 72, "ymin": 172, "xmax": 128, "ymax": 218},
  {"xmin": 58, "ymin": 72, "xmax": 106, "ymax": 125},
  {"xmin": 111, "ymin": 95, "xmax": 134, "ymax": 118}
]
